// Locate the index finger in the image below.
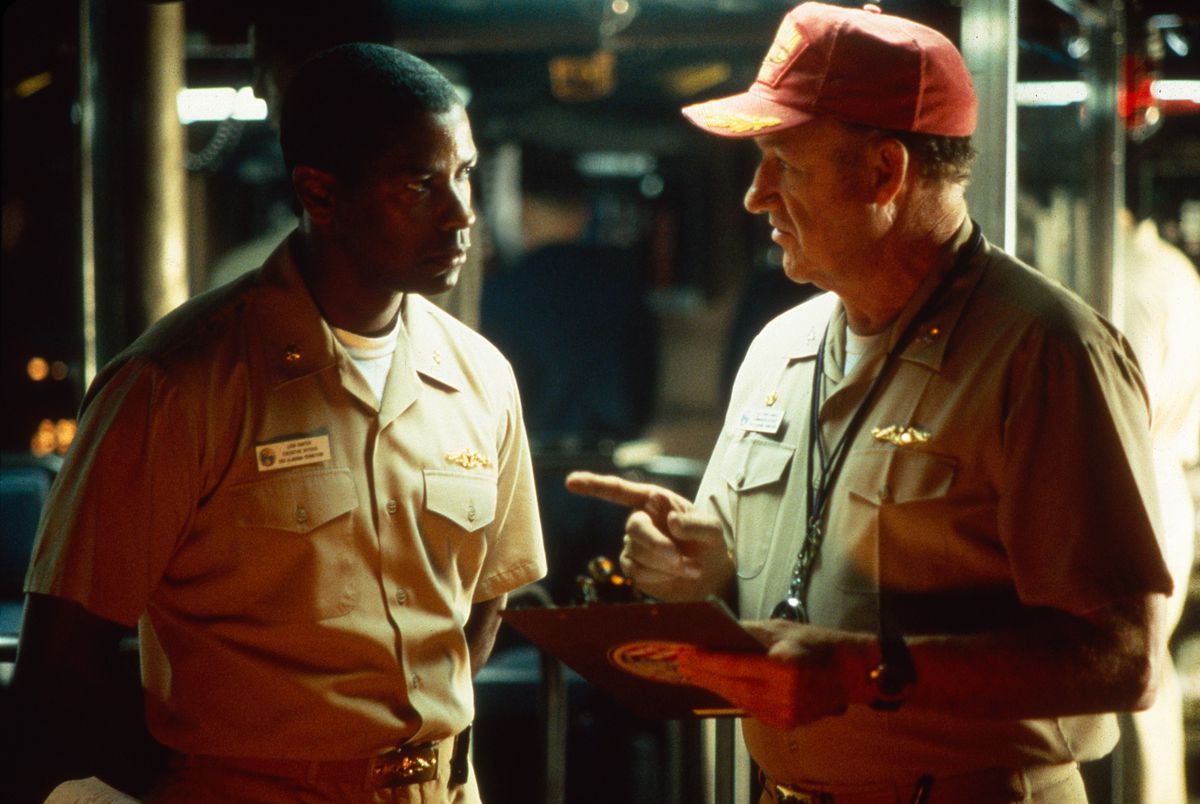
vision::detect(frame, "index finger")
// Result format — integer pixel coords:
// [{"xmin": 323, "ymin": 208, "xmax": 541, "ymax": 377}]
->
[{"xmin": 564, "ymin": 471, "xmax": 657, "ymax": 508}]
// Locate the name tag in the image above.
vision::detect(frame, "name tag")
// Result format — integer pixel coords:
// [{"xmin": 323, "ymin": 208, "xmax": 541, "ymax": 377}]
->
[
  {"xmin": 256, "ymin": 434, "xmax": 332, "ymax": 472},
  {"xmin": 737, "ymin": 407, "xmax": 784, "ymax": 435}
]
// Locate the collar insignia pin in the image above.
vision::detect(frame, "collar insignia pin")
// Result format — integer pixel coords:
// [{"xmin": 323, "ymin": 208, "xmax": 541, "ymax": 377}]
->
[{"xmin": 283, "ymin": 346, "xmax": 301, "ymax": 363}]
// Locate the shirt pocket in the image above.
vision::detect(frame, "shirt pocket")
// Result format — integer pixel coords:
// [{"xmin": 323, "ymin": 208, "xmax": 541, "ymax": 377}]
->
[
  {"xmin": 833, "ymin": 448, "xmax": 957, "ymax": 593},
  {"xmin": 224, "ymin": 467, "xmax": 360, "ymax": 622},
  {"xmin": 232, "ymin": 467, "xmax": 359, "ymax": 533},
  {"xmin": 421, "ymin": 471, "xmax": 498, "ymax": 592},
  {"xmin": 720, "ymin": 436, "xmax": 796, "ymax": 580},
  {"xmin": 423, "ymin": 470, "xmax": 497, "ymax": 533}
]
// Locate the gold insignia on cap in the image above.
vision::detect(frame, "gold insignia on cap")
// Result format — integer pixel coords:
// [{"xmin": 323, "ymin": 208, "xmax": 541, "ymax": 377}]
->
[
  {"xmin": 871, "ymin": 425, "xmax": 931, "ymax": 447},
  {"xmin": 699, "ymin": 110, "xmax": 783, "ymax": 133},
  {"xmin": 758, "ymin": 20, "xmax": 810, "ymax": 86},
  {"xmin": 445, "ymin": 449, "xmax": 493, "ymax": 470},
  {"xmin": 767, "ymin": 30, "xmax": 804, "ymax": 64}
]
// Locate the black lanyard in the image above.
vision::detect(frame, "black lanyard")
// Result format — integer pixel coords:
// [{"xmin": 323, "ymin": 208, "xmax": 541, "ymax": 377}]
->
[{"xmin": 772, "ymin": 221, "xmax": 983, "ymax": 623}]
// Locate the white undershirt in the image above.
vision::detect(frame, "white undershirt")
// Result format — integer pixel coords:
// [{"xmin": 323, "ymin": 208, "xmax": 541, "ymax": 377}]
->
[
  {"xmin": 844, "ymin": 327, "xmax": 883, "ymax": 376},
  {"xmin": 331, "ymin": 315, "xmax": 402, "ymax": 402}
]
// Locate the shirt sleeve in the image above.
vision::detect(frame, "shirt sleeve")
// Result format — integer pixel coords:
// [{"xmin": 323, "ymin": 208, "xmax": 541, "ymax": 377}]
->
[
  {"xmin": 474, "ymin": 361, "xmax": 546, "ymax": 602},
  {"xmin": 24, "ymin": 356, "xmax": 201, "ymax": 627},
  {"xmin": 997, "ymin": 320, "xmax": 1173, "ymax": 614}
]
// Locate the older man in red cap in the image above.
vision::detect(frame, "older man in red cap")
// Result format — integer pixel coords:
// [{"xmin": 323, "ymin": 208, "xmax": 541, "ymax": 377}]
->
[{"xmin": 568, "ymin": 3, "xmax": 1173, "ymax": 801}]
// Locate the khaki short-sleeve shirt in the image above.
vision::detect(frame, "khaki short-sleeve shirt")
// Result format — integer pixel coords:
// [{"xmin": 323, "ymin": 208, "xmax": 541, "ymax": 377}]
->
[
  {"xmin": 26, "ymin": 235, "xmax": 547, "ymax": 759},
  {"xmin": 695, "ymin": 230, "xmax": 1172, "ymax": 788}
]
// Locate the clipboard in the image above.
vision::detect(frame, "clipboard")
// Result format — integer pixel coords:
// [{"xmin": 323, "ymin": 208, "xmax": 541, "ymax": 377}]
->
[{"xmin": 500, "ymin": 598, "xmax": 764, "ymax": 719}]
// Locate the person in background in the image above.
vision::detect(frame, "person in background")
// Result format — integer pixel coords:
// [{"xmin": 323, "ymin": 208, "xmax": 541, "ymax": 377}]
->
[
  {"xmin": 720, "ymin": 248, "xmax": 820, "ymax": 401},
  {"xmin": 481, "ymin": 148, "xmax": 656, "ymax": 446},
  {"xmin": 1119, "ymin": 210, "xmax": 1200, "ymax": 804},
  {"xmin": 481, "ymin": 149, "xmax": 657, "ymax": 603},
  {"xmin": 568, "ymin": 4, "xmax": 1172, "ymax": 802},
  {"xmin": 13, "ymin": 44, "xmax": 544, "ymax": 803}
]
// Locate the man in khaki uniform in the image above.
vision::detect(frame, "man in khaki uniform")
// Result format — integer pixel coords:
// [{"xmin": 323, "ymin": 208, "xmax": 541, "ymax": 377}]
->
[
  {"xmin": 569, "ymin": 4, "xmax": 1173, "ymax": 802},
  {"xmin": 14, "ymin": 45, "xmax": 545, "ymax": 803},
  {"xmin": 1119, "ymin": 214, "xmax": 1200, "ymax": 804}
]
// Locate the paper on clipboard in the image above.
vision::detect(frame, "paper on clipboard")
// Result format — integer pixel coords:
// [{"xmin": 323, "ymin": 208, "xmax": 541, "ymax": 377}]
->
[{"xmin": 500, "ymin": 597, "xmax": 764, "ymax": 720}]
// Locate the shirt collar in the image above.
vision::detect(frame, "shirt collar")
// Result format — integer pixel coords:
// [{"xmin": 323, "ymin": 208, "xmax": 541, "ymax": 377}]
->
[
  {"xmin": 887, "ymin": 218, "xmax": 986, "ymax": 372},
  {"xmin": 782, "ymin": 292, "xmax": 839, "ymax": 360},
  {"xmin": 256, "ymin": 232, "xmax": 340, "ymax": 390},
  {"xmin": 403, "ymin": 294, "xmax": 466, "ymax": 392},
  {"xmin": 376, "ymin": 295, "xmax": 465, "ymax": 423},
  {"xmin": 255, "ymin": 232, "xmax": 467, "ymax": 400},
  {"xmin": 778, "ymin": 219, "xmax": 986, "ymax": 375}
]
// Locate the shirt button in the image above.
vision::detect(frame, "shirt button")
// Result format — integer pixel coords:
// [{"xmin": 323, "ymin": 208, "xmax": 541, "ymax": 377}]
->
[
  {"xmin": 395, "ymin": 588, "xmax": 409, "ymax": 605},
  {"xmin": 295, "ymin": 505, "xmax": 309, "ymax": 524},
  {"xmin": 386, "ymin": 499, "xmax": 399, "ymax": 516}
]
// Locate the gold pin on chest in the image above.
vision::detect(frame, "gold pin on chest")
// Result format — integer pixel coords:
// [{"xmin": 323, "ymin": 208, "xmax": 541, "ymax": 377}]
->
[
  {"xmin": 446, "ymin": 449, "xmax": 492, "ymax": 470},
  {"xmin": 871, "ymin": 424, "xmax": 931, "ymax": 447}
]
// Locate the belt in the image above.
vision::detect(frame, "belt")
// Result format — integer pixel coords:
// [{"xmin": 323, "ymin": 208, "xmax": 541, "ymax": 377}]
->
[
  {"xmin": 762, "ymin": 762, "xmax": 1079, "ymax": 803},
  {"xmin": 185, "ymin": 728, "xmax": 471, "ymax": 790}
]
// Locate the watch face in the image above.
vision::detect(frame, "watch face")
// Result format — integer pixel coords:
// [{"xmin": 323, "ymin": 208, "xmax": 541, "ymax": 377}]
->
[
  {"xmin": 772, "ymin": 597, "xmax": 808, "ymax": 622},
  {"xmin": 868, "ymin": 656, "xmax": 915, "ymax": 711}
]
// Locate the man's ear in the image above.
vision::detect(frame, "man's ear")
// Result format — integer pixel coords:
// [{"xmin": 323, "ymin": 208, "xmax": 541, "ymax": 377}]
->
[
  {"xmin": 292, "ymin": 166, "xmax": 336, "ymax": 225},
  {"xmin": 869, "ymin": 137, "xmax": 909, "ymax": 207}
]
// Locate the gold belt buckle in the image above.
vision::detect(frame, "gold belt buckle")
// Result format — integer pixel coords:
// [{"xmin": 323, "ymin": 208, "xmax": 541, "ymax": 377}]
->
[{"xmin": 368, "ymin": 743, "xmax": 439, "ymax": 787}]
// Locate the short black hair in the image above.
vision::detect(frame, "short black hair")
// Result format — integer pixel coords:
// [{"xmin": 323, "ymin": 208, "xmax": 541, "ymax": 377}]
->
[{"xmin": 279, "ymin": 43, "xmax": 462, "ymax": 180}]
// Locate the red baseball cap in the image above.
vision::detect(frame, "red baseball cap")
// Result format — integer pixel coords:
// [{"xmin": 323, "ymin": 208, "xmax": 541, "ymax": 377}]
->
[{"xmin": 682, "ymin": 2, "xmax": 977, "ymax": 138}]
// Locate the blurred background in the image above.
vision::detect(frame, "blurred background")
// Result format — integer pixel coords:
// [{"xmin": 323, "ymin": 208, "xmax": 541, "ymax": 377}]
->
[{"xmin": 2, "ymin": 0, "xmax": 1198, "ymax": 802}]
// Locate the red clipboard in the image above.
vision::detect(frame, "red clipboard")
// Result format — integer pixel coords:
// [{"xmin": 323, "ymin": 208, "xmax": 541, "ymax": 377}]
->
[{"xmin": 500, "ymin": 598, "xmax": 764, "ymax": 719}]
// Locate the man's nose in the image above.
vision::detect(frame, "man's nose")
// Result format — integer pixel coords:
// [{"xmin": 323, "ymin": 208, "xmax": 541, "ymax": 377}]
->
[
  {"xmin": 443, "ymin": 183, "xmax": 476, "ymax": 230},
  {"xmin": 743, "ymin": 160, "xmax": 776, "ymax": 214}
]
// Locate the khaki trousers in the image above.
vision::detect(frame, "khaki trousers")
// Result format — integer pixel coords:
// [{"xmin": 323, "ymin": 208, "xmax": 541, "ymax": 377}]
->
[{"xmin": 759, "ymin": 762, "xmax": 1086, "ymax": 804}]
